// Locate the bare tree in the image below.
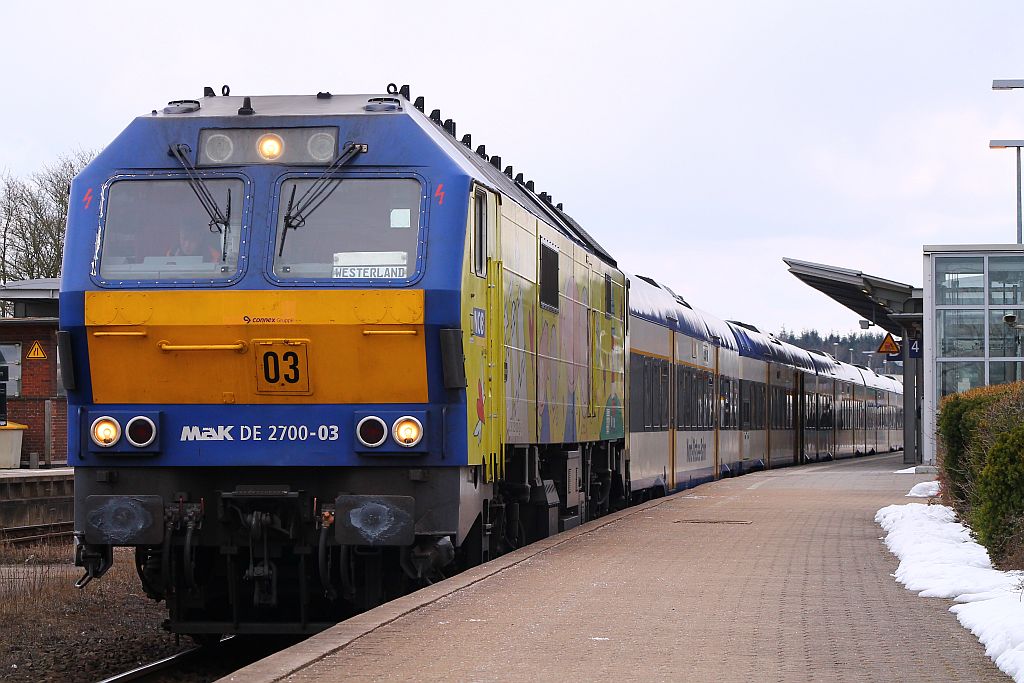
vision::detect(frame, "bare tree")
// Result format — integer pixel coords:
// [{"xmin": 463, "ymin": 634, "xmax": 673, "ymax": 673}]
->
[{"xmin": 0, "ymin": 149, "xmax": 96, "ymax": 283}]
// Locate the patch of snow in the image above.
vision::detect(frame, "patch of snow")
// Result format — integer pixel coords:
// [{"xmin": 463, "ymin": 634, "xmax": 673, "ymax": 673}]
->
[
  {"xmin": 894, "ymin": 466, "xmax": 918, "ymax": 474},
  {"xmin": 907, "ymin": 481, "xmax": 940, "ymax": 498},
  {"xmin": 876, "ymin": 502, "xmax": 1024, "ymax": 681}
]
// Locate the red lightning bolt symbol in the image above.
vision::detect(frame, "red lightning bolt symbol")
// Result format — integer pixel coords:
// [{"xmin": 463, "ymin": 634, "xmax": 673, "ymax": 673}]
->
[
  {"xmin": 434, "ymin": 183, "xmax": 445, "ymax": 206},
  {"xmin": 82, "ymin": 188, "xmax": 93, "ymax": 209}
]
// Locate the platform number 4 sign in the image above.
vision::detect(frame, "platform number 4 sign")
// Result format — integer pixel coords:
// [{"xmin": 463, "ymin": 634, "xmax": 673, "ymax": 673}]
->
[{"xmin": 908, "ymin": 339, "xmax": 922, "ymax": 359}]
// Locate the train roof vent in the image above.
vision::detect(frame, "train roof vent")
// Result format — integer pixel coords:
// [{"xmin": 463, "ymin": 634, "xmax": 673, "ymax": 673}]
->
[
  {"xmin": 635, "ymin": 275, "xmax": 661, "ymax": 288},
  {"xmin": 163, "ymin": 100, "xmax": 200, "ymax": 114},
  {"xmin": 365, "ymin": 97, "xmax": 403, "ymax": 112},
  {"xmin": 728, "ymin": 320, "xmax": 761, "ymax": 333}
]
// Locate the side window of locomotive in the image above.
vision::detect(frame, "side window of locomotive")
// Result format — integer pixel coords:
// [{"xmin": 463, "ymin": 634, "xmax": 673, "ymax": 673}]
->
[
  {"xmin": 604, "ymin": 273, "xmax": 613, "ymax": 318},
  {"xmin": 539, "ymin": 242, "xmax": 559, "ymax": 311},
  {"xmin": 472, "ymin": 190, "xmax": 487, "ymax": 278},
  {"xmin": 99, "ymin": 179, "xmax": 244, "ymax": 281},
  {"xmin": 274, "ymin": 178, "xmax": 421, "ymax": 280}
]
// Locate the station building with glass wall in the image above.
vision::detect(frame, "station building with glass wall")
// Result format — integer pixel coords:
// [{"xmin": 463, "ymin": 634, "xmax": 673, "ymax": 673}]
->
[{"xmin": 924, "ymin": 244, "xmax": 1024, "ymax": 464}]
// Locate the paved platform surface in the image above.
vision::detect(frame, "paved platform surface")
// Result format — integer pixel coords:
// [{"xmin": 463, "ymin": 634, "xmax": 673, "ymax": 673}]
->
[
  {"xmin": 0, "ymin": 467, "xmax": 72, "ymax": 480},
  {"xmin": 226, "ymin": 453, "xmax": 1007, "ymax": 682}
]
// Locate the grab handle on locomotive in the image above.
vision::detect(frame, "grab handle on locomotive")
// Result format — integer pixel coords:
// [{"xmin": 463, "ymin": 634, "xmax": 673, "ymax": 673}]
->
[{"xmin": 156, "ymin": 340, "xmax": 249, "ymax": 353}]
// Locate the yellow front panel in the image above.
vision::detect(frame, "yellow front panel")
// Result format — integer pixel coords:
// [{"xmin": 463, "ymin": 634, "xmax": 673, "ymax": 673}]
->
[{"xmin": 86, "ymin": 290, "xmax": 427, "ymax": 405}]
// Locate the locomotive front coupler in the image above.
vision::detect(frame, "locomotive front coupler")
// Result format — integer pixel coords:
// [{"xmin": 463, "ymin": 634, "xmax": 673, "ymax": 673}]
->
[{"xmin": 74, "ymin": 534, "xmax": 112, "ymax": 589}]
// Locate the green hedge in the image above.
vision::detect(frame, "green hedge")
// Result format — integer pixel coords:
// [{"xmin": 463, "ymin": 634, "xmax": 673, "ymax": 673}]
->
[
  {"xmin": 972, "ymin": 424, "xmax": 1024, "ymax": 557},
  {"xmin": 937, "ymin": 381, "xmax": 1024, "ymax": 566}
]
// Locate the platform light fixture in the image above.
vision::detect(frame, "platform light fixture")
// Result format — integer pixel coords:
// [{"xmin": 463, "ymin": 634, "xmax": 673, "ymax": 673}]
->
[{"xmin": 990, "ymin": 79, "xmax": 1024, "ymax": 244}]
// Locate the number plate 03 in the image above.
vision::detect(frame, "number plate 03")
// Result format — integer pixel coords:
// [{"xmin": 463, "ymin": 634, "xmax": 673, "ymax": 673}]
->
[{"xmin": 254, "ymin": 340, "xmax": 311, "ymax": 394}]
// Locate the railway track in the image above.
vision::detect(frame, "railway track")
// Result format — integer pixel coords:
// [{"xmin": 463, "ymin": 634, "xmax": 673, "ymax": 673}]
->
[
  {"xmin": 1, "ymin": 521, "xmax": 75, "ymax": 545},
  {"xmin": 95, "ymin": 635, "xmax": 300, "ymax": 683}
]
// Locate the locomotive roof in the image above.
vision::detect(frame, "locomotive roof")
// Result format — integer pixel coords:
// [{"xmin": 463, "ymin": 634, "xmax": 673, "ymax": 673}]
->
[{"xmin": 151, "ymin": 92, "xmax": 617, "ymax": 267}]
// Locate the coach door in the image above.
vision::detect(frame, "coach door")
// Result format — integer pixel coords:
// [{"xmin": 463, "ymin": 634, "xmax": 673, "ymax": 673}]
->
[{"xmin": 468, "ymin": 187, "xmax": 504, "ymax": 482}]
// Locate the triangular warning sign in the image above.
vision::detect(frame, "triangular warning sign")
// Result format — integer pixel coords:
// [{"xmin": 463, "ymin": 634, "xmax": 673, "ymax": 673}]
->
[
  {"xmin": 27, "ymin": 341, "xmax": 46, "ymax": 360},
  {"xmin": 877, "ymin": 333, "xmax": 900, "ymax": 355}
]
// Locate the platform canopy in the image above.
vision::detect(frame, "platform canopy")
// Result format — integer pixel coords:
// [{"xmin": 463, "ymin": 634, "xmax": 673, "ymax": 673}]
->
[
  {"xmin": 0, "ymin": 277, "xmax": 60, "ymax": 318},
  {"xmin": 783, "ymin": 258, "xmax": 916, "ymax": 336}
]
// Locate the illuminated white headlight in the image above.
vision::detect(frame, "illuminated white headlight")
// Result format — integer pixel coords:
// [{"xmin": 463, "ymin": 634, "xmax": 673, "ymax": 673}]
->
[
  {"xmin": 257, "ymin": 133, "xmax": 284, "ymax": 160},
  {"xmin": 90, "ymin": 416, "xmax": 121, "ymax": 448},
  {"xmin": 392, "ymin": 416, "xmax": 423, "ymax": 447}
]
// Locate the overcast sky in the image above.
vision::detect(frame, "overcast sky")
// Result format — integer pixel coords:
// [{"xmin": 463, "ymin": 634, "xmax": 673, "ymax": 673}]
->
[{"xmin": 4, "ymin": 1, "xmax": 1024, "ymax": 335}]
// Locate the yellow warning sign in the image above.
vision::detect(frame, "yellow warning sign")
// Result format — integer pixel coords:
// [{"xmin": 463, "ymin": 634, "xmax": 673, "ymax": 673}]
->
[
  {"xmin": 877, "ymin": 333, "xmax": 901, "ymax": 355},
  {"xmin": 26, "ymin": 341, "xmax": 46, "ymax": 360}
]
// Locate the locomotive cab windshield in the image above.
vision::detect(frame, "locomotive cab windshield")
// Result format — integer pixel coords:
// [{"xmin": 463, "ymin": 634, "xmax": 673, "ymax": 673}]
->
[
  {"xmin": 98, "ymin": 178, "xmax": 244, "ymax": 281},
  {"xmin": 274, "ymin": 177, "xmax": 422, "ymax": 280}
]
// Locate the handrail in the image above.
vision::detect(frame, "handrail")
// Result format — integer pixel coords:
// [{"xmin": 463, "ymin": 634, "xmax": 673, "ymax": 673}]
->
[
  {"xmin": 93, "ymin": 331, "xmax": 147, "ymax": 337},
  {"xmin": 157, "ymin": 340, "xmax": 248, "ymax": 352},
  {"xmin": 362, "ymin": 330, "xmax": 418, "ymax": 336}
]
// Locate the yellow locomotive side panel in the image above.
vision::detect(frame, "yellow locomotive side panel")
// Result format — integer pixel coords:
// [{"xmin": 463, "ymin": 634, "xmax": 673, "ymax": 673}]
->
[
  {"xmin": 460, "ymin": 187, "xmax": 504, "ymax": 472},
  {"xmin": 602, "ymin": 267, "xmax": 626, "ymax": 440},
  {"xmin": 536, "ymin": 224, "xmax": 567, "ymax": 443},
  {"xmin": 85, "ymin": 290, "xmax": 427, "ymax": 404},
  {"xmin": 500, "ymin": 200, "xmax": 538, "ymax": 445},
  {"xmin": 566, "ymin": 246, "xmax": 590, "ymax": 442}
]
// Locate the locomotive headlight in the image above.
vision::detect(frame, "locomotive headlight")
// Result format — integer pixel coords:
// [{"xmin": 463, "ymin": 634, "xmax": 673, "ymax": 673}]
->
[
  {"xmin": 392, "ymin": 416, "xmax": 423, "ymax": 447},
  {"xmin": 125, "ymin": 416, "xmax": 157, "ymax": 448},
  {"xmin": 204, "ymin": 133, "xmax": 235, "ymax": 163},
  {"xmin": 307, "ymin": 131, "xmax": 336, "ymax": 162},
  {"xmin": 90, "ymin": 416, "xmax": 121, "ymax": 448},
  {"xmin": 356, "ymin": 416, "xmax": 388, "ymax": 448},
  {"xmin": 257, "ymin": 133, "xmax": 284, "ymax": 160}
]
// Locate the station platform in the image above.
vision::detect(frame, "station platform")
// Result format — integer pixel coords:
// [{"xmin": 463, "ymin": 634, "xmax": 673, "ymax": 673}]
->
[
  {"xmin": 0, "ymin": 467, "xmax": 73, "ymax": 531},
  {"xmin": 224, "ymin": 454, "xmax": 1005, "ymax": 682}
]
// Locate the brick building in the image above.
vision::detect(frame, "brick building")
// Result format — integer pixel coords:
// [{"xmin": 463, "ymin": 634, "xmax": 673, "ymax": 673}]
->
[{"xmin": 0, "ymin": 278, "xmax": 65, "ymax": 466}]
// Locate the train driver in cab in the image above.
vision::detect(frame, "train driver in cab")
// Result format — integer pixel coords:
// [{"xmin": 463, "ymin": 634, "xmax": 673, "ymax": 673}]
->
[{"xmin": 168, "ymin": 225, "xmax": 221, "ymax": 261}]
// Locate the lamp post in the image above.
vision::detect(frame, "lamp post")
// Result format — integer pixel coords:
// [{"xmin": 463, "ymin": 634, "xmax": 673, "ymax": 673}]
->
[
  {"xmin": 849, "ymin": 348, "xmax": 854, "ymax": 364},
  {"xmin": 990, "ymin": 79, "xmax": 1024, "ymax": 244},
  {"xmin": 989, "ymin": 139, "xmax": 1023, "ymax": 244},
  {"xmin": 862, "ymin": 351, "xmax": 875, "ymax": 370}
]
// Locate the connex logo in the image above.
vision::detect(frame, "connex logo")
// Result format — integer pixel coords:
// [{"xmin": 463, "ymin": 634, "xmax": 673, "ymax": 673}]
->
[{"xmin": 180, "ymin": 426, "xmax": 235, "ymax": 441}]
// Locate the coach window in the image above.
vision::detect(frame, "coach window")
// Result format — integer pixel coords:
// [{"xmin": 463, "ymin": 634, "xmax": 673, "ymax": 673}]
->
[
  {"xmin": 643, "ymin": 359, "xmax": 654, "ymax": 430},
  {"xmin": 472, "ymin": 190, "xmax": 487, "ymax": 278},
  {"xmin": 540, "ymin": 242, "xmax": 559, "ymax": 311}
]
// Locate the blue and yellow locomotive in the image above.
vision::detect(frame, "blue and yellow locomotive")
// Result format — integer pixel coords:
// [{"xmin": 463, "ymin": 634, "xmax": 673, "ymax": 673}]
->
[
  {"xmin": 62, "ymin": 84, "xmax": 901, "ymax": 638},
  {"xmin": 62, "ymin": 85, "xmax": 627, "ymax": 636}
]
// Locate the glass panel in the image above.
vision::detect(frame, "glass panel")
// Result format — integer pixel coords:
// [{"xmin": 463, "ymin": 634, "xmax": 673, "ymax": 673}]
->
[
  {"xmin": 990, "ymin": 361, "xmax": 1024, "ymax": 385},
  {"xmin": 100, "ymin": 179, "xmax": 244, "ymax": 281},
  {"xmin": 988, "ymin": 309, "xmax": 1024, "ymax": 357},
  {"xmin": 938, "ymin": 361, "xmax": 984, "ymax": 397},
  {"xmin": 936, "ymin": 310, "xmax": 985, "ymax": 358},
  {"xmin": 274, "ymin": 178, "xmax": 421, "ymax": 279},
  {"xmin": 989, "ymin": 256, "xmax": 1024, "ymax": 305},
  {"xmin": 935, "ymin": 256, "xmax": 984, "ymax": 306},
  {"xmin": 0, "ymin": 343, "xmax": 21, "ymax": 397}
]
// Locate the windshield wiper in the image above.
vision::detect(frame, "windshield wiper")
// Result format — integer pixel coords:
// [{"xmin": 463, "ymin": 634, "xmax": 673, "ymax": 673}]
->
[
  {"xmin": 169, "ymin": 143, "xmax": 232, "ymax": 261},
  {"xmin": 278, "ymin": 142, "xmax": 366, "ymax": 257}
]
